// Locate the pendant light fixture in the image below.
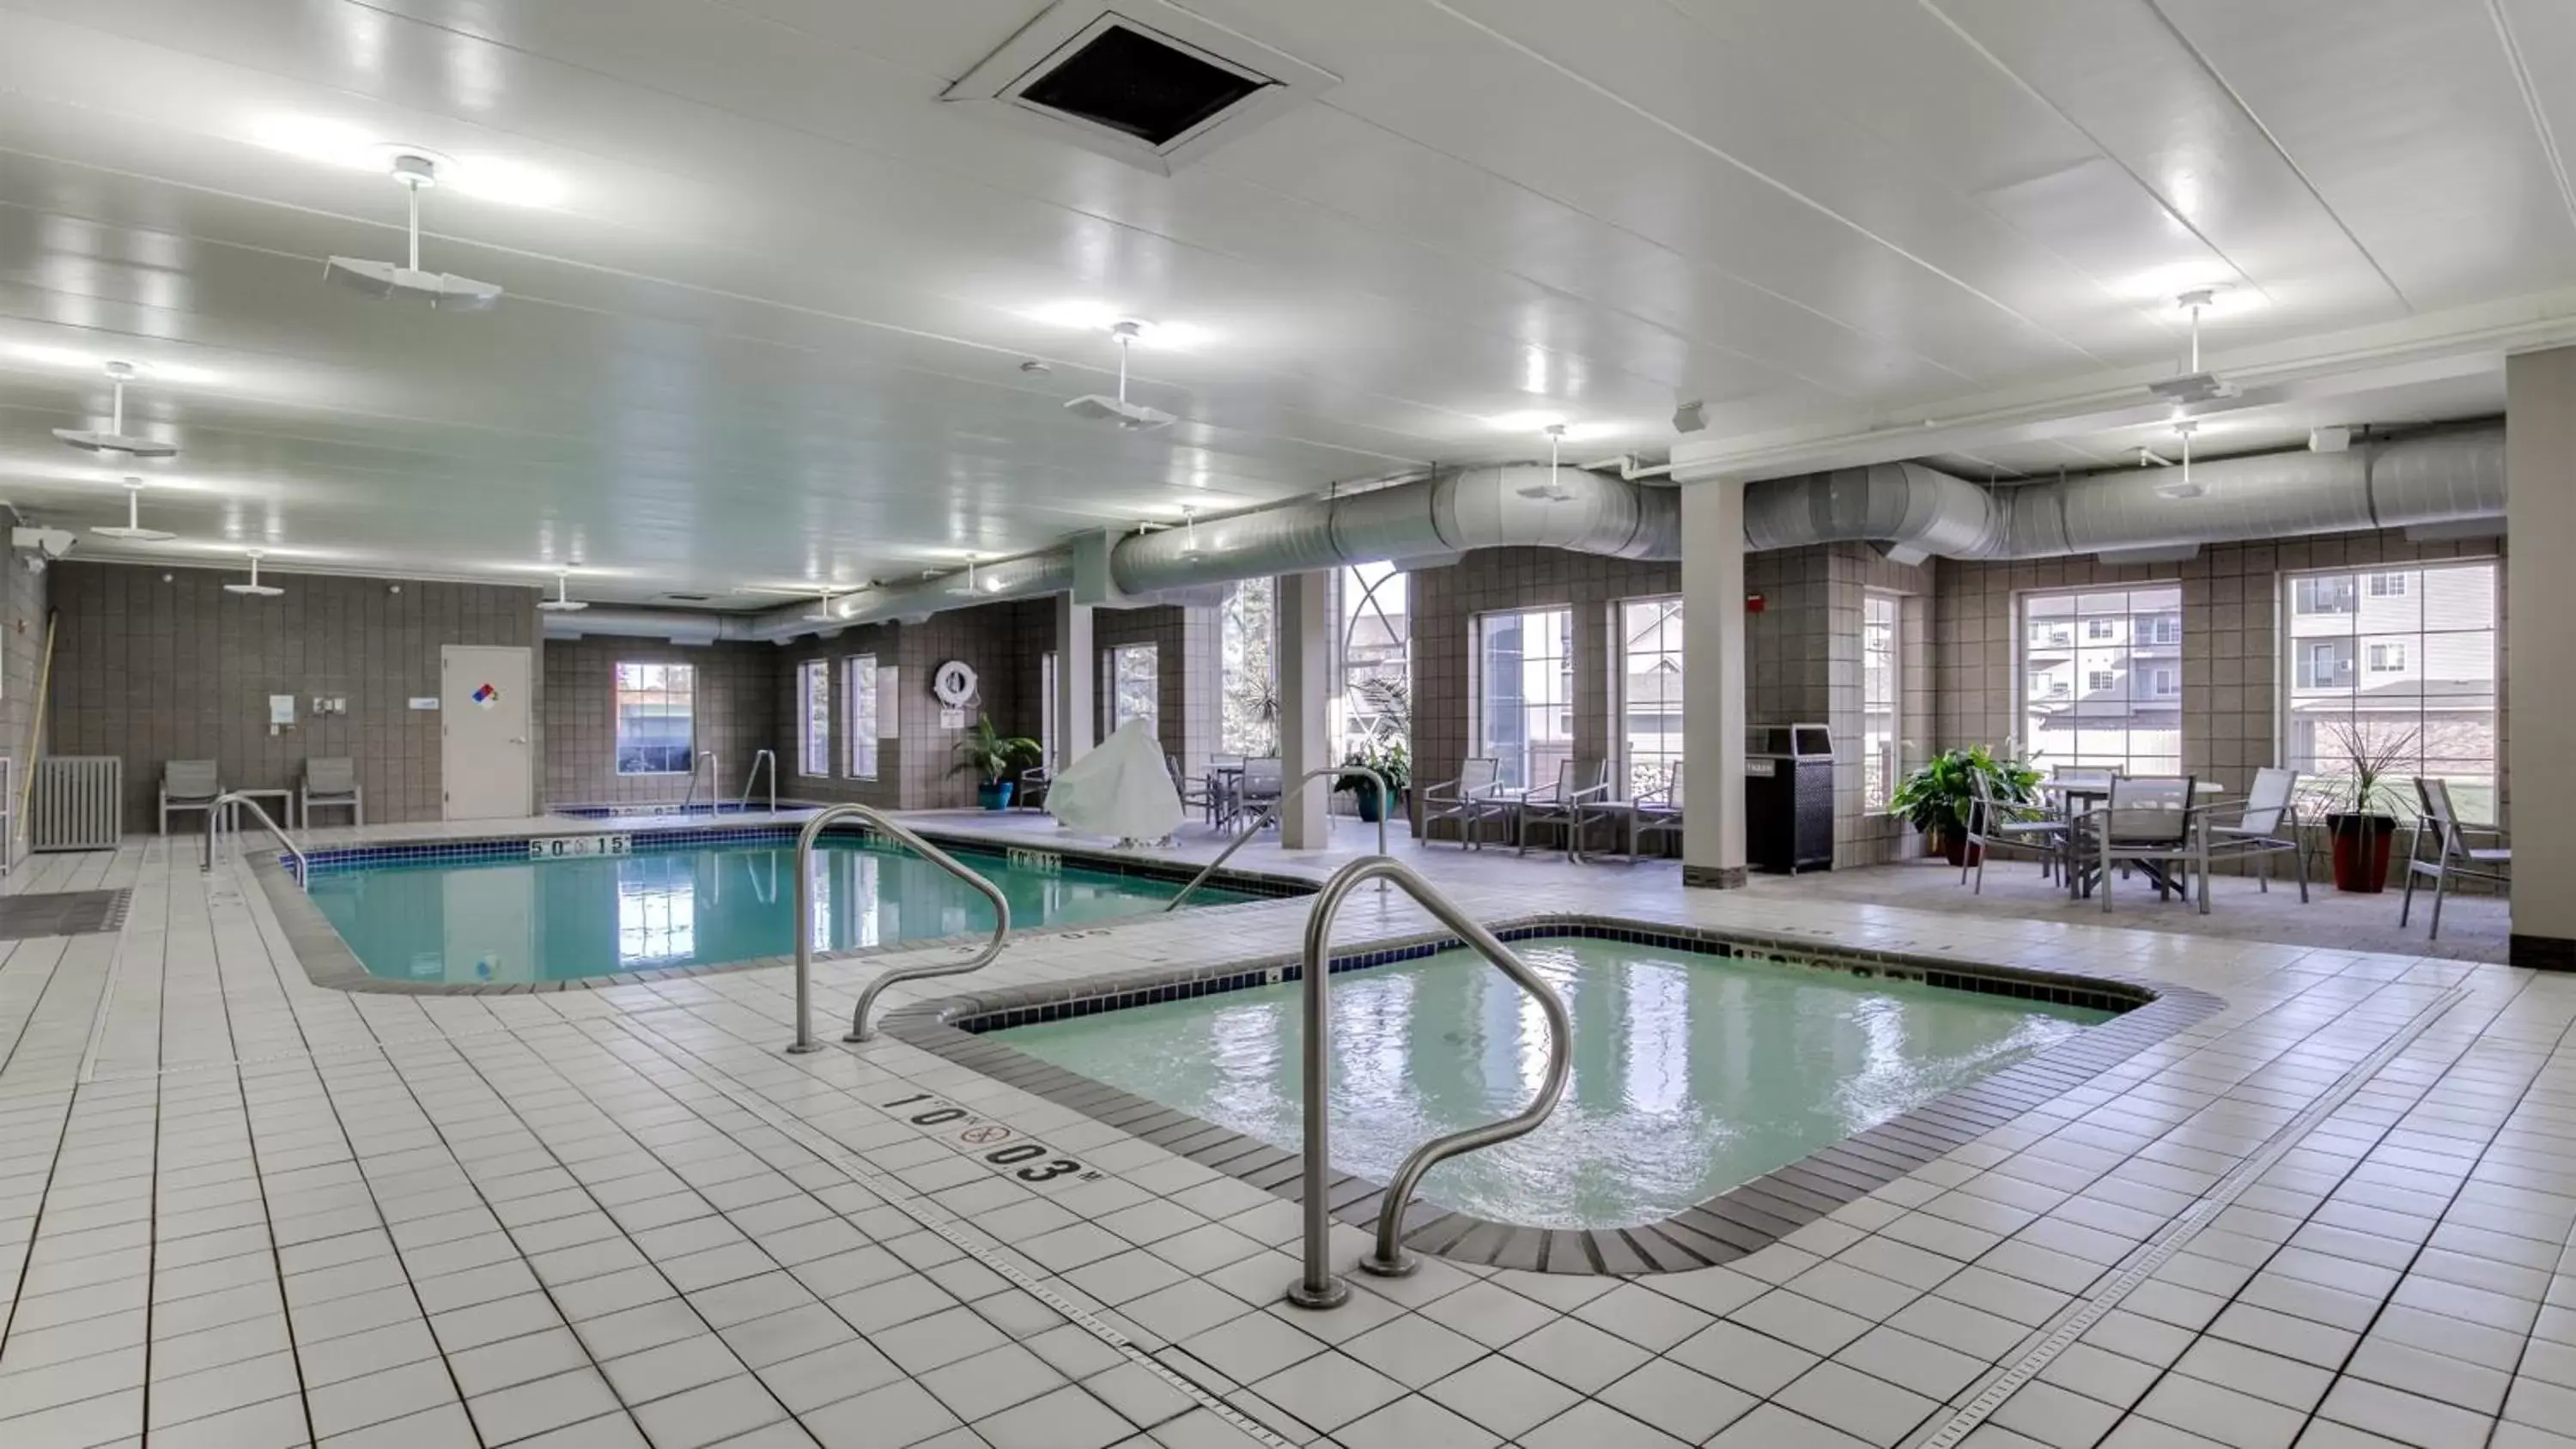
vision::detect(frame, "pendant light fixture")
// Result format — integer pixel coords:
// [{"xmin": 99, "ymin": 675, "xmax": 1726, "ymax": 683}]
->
[
  {"xmin": 1062, "ymin": 320, "xmax": 1176, "ymax": 430},
  {"xmin": 324, "ymin": 154, "xmax": 503, "ymax": 310},
  {"xmin": 2155, "ymin": 421, "xmax": 2204, "ymax": 500},
  {"xmin": 801, "ymin": 587, "xmax": 846, "ymax": 622},
  {"xmin": 92, "ymin": 478, "xmax": 175, "ymax": 542},
  {"xmin": 945, "ymin": 555, "xmax": 983, "ymax": 597},
  {"xmin": 2148, "ymin": 288, "xmax": 2235, "ymax": 405},
  {"xmin": 224, "ymin": 549, "xmax": 284, "ymax": 597},
  {"xmin": 1516, "ymin": 422, "xmax": 1577, "ymax": 500},
  {"xmin": 53, "ymin": 361, "xmax": 179, "ymax": 458},
  {"xmin": 1178, "ymin": 505, "xmax": 1201, "ymax": 555},
  {"xmin": 536, "ymin": 573, "xmax": 587, "ymax": 612}
]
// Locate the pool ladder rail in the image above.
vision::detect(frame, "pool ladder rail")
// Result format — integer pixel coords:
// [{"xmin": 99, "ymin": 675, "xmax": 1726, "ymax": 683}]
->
[
  {"xmin": 678, "ymin": 750, "xmax": 720, "ymax": 814},
  {"xmin": 1290, "ymin": 855, "xmax": 1571, "ymax": 1308},
  {"xmin": 784, "ymin": 803, "xmax": 1011, "ymax": 1054},
  {"xmin": 200, "ymin": 791, "xmax": 309, "ymax": 890},
  {"xmin": 739, "ymin": 749, "xmax": 776, "ymax": 814},
  {"xmin": 1162, "ymin": 763, "xmax": 1390, "ymax": 912}
]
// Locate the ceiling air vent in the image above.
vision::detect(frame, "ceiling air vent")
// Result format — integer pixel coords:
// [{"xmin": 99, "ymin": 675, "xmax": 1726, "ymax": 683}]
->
[{"xmin": 945, "ymin": 0, "xmax": 1337, "ymax": 175}]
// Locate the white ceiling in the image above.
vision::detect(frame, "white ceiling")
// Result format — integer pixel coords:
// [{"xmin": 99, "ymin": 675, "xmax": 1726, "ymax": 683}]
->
[{"xmin": 0, "ymin": 0, "xmax": 2568, "ymax": 603}]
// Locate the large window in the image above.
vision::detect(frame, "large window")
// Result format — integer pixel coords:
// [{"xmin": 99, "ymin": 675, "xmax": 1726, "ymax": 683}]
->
[
  {"xmin": 1108, "ymin": 644, "xmax": 1157, "ymax": 736},
  {"xmin": 1862, "ymin": 592, "xmax": 1899, "ymax": 809},
  {"xmin": 1478, "ymin": 607, "xmax": 1572, "ymax": 791},
  {"xmin": 2283, "ymin": 559, "xmax": 2499, "ymax": 821},
  {"xmin": 844, "ymin": 654, "xmax": 879, "ymax": 779},
  {"xmin": 1218, "ymin": 578, "xmax": 1278, "ymax": 755},
  {"xmin": 1040, "ymin": 651, "xmax": 1059, "ymax": 769},
  {"xmin": 1619, "ymin": 598, "xmax": 1683, "ymax": 799},
  {"xmin": 797, "ymin": 660, "xmax": 830, "ymax": 776},
  {"xmin": 2019, "ymin": 585, "xmax": 2182, "ymax": 775},
  {"xmin": 1337, "ymin": 561, "xmax": 1411, "ymax": 760},
  {"xmin": 614, "ymin": 663, "xmax": 694, "ymax": 774}
]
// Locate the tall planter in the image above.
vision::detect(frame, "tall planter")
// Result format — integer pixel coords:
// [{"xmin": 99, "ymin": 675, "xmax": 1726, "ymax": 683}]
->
[{"xmin": 2325, "ymin": 813, "xmax": 2396, "ymax": 894}]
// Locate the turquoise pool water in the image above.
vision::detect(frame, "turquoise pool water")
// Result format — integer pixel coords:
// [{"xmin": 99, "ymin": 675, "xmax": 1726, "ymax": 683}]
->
[
  {"xmin": 308, "ymin": 840, "xmax": 1253, "ymax": 985},
  {"xmin": 999, "ymin": 937, "xmax": 2111, "ymax": 1229}
]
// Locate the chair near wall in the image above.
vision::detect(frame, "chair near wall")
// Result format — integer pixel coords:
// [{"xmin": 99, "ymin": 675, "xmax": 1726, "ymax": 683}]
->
[
  {"xmin": 2200, "ymin": 767, "xmax": 2306, "ymax": 906},
  {"xmin": 301, "ymin": 757, "xmax": 364, "ymax": 828},
  {"xmin": 2399, "ymin": 778, "xmax": 2511, "ymax": 941},
  {"xmin": 1419, "ymin": 758, "xmax": 1503, "ymax": 849},
  {"xmin": 1516, "ymin": 758, "xmax": 1611, "ymax": 858},
  {"xmin": 1577, "ymin": 761, "xmax": 1685, "ymax": 862},
  {"xmin": 1962, "ymin": 767, "xmax": 2066, "ymax": 894},
  {"xmin": 1236, "ymin": 757, "xmax": 1284, "ymax": 828},
  {"xmin": 159, "ymin": 760, "xmax": 222, "ymax": 836},
  {"xmin": 2069, "ymin": 775, "xmax": 2202, "ymax": 913}
]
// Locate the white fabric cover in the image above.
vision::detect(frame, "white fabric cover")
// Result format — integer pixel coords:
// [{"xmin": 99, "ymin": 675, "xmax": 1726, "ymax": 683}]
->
[{"xmin": 1046, "ymin": 718, "xmax": 1183, "ymax": 840}]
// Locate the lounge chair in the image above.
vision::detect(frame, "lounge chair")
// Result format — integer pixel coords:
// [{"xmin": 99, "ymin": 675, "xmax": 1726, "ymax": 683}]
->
[
  {"xmin": 2399, "ymin": 778, "xmax": 2510, "ymax": 941},
  {"xmin": 301, "ymin": 756, "xmax": 364, "ymax": 828},
  {"xmin": 1419, "ymin": 758, "xmax": 1504, "ymax": 848},
  {"xmin": 160, "ymin": 760, "xmax": 221, "ymax": 836}
]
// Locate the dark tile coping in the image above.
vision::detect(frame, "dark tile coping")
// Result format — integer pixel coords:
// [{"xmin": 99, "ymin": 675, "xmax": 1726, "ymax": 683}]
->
[
  {"xmin": 880, "ymin": 917, "xmax": 2225, "ymax": 1277},
  {"xmin": 548, "ymin": 800, "xmax": 830, "ymax": 820},
  {"xmin": 250, "ymin": 827, "xmax": 1311, "ymax": 997}
]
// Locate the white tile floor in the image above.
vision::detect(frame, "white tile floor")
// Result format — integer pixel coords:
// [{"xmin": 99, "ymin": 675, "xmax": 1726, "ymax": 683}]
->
[{"xmin": 2, "ymin": 814, "xmax": 2571, "ymax": 1448}]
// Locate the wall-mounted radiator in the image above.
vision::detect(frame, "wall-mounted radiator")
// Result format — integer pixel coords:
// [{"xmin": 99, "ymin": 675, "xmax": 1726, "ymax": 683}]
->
[{"xmin": 33, "ymin": 756, "xmax": 123, "ymax": 852}]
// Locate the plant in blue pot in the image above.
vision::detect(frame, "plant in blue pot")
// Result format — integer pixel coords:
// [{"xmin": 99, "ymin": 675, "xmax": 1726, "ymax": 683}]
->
[{"xmin": 952, "ymin": 713, "xmax": 1041, "ymax": 809}]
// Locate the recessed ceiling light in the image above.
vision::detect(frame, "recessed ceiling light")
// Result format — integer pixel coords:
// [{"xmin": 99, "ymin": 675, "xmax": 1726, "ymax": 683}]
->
[
  {"xmin": 223, "ymin": 549, "xmax": 284, "ymax": 597},
  {"xmin": 53, "ymin": 361, "xmax": 179, "ymax": 458},
  {"xmin": 93, "ymin": 478, "xmax": 175, "ymax": 542}
]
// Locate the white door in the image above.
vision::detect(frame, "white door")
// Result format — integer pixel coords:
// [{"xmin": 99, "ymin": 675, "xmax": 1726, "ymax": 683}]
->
[{"xmin": 442, "ymin": 646, "xmax": 532, "ymax": 820}]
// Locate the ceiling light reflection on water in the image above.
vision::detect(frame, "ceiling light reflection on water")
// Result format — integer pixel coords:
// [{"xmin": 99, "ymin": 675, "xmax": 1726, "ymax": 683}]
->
[{"xmin": 1001, "ymin": 938, "xmax": 2110, "ymax": 1230}]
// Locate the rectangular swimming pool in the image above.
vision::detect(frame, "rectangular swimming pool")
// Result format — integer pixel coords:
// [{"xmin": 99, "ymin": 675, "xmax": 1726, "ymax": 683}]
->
[
  {"xmin": 307, "ymin": 837, "xmax": 1258, "ymax": 985},
  {"xmin": 996, "ymin": 935, "xmax": 2112, "ymax": 1231}
]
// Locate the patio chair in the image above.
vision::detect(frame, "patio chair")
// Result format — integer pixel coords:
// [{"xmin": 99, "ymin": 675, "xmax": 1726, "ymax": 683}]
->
[
  {"xmin": 2399, "ymin": 778, "xmax": 2511, "ymax": 941},
  {"xmin": 1577, "ymin": 761, "xmax": 1685, "ymax": 862},
  {"xmin": 1517, "ymin": 757, "xmax": 1611, "ymax": 858},
  {"xmin": 160, "ymin": 759, "xmax": 222, "ymax": 835},
  {"xmin": 1013, "ymin": 765, "xmax": 1050, "ymax": 812},
  {"xmin": 1167, "ymin": 754, "xmax": 1218, "ymax": 825},
  {"xmin": 301, "ymin": 756, "xmax": 364, "ymax": 828},
  {"xmin": 2199, "ymin": 767, "xmax": 2306, "ymax": 910},
  {"xmin": 1236, "ymin": 757, "xmax": 1285, "ymax": 828},
  {"xmin": 1205, "ymin": 754, "xmax": 1245, "ymax": 828},
  {"xmin": 1963, "ymin": 767, "xmax": 2065, "ymax": 894},
  {"xmin": 1419, "ymin": 757, "xmax": 1504, "ymax": 848},
  {"xmin": 2068, "ymin": 775, "xmax": 2202, "ymax": 914}
]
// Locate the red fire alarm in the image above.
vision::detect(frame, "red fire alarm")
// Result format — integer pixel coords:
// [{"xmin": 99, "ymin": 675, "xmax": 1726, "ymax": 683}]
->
[{"xmin": 1745, "ymin": 592, "xmax": 1766, "ymax": 614}]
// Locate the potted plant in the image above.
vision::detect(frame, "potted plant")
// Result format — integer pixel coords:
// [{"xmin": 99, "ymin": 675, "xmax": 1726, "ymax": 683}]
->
[
  {"xmin": 951, "ymin": 713, "xmax": 1041, "ymax": 809},
  {"xmin": 2310, "ymin": 721, "xmax": 2416, "ymax": 894},
  {"xmin": 1336, "ymin": 738, "xmax": 1412, "ymax": 823},
  {"xmin": 1888, "ymin": 745, "xmax": 2041, "ymax": 866}
]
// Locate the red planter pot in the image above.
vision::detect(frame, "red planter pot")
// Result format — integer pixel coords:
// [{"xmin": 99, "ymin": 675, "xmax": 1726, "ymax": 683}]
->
[{"xmin": 2326, "ymin": 813, "xmax": 2396, "ymax": 893}]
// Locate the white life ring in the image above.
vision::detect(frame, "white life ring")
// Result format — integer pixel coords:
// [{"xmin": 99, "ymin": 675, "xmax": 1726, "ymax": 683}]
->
[{"xmin": 932, "ymin": 659, "xmax": 979, "ymax": 707}]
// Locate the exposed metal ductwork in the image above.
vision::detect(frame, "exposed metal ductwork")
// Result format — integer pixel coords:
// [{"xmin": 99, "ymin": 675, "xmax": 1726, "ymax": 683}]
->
[{"xmin": 544, "ymin": 426, "xmax": 2503, "ymax": 644}]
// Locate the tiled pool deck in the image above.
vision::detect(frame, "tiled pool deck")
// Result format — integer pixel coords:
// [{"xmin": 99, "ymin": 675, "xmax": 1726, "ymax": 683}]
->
[{"xmin": 1, "ymin": 809, "xmax": 2568, "ymax": 1449}]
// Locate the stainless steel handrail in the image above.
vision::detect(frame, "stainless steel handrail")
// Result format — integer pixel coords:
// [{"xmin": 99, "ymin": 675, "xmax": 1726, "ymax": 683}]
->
[
  {"xmin": 740, "ymin": 749, "xmax": 776, "ymax": 813},
  {"xmin": 1162, "ymin": 765, "xmax": 1388, "ymax": 912},
  {"xmin": 1286, "ymin": 855, "xmax": 1571, "ymax": 1309},
  {"xmin": 787, "ymin": 804, "xmax": 1011, "ymax": 1053},
  {"xmin": 680, "ymin": 750, "xmax": 720, "ymax": 813},
  {"xmin": 200, "ymin": 791, "xmax": 310, "ymax": 890}
]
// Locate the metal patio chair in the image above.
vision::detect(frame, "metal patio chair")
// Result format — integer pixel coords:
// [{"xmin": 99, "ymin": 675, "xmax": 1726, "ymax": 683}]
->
[
  {"xmin": 301, "ymin": 756, "xmax": 364, "ymax": 828},
  {"xmin": 1962, "ymin": 767, "xmax": 2065, "ymax": 894},
  {"xmin": 160, "ymin": 759, "xmax": 222, "ymax": 836},
  {"xmin": 1577, "ymin": 761, "xmax": 1685, "ymax": 862},
  {"xmin": 2067, "ymin": 774, "xmax": 2202, "ymax": 913},
  {"xmin": 2199, "ymin": 767, "xmax": 2306, "ymax": 908},
  {"xmin": 1236, "ymin": 756, "xmax": 1285, "ymax": 829},
  {"xmin": 1517, "ymin": 757, "xmax": 1611, "ymax": 858},
  {"xmin": 1419, "ymin": 757, "xmax": 1504, "ymax": 848},
  {"xmin": 2399, "ymin": 777, "xmax": 2511, "ymax": 942}
]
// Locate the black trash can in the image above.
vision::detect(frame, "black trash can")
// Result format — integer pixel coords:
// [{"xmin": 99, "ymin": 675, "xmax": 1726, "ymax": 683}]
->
[{"xmin": 1747, "ymin": 723, "xmax": 1834, "ymax": 875}]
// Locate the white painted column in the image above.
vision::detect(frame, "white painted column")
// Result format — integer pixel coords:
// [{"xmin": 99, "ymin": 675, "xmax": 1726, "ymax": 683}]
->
[
  {"xmin": 1053, "ymin": 594, "xmax": 1094, "ymax": 767},
  {"xmin": 2506, "ymin": 348, "xmax": 2574, "ymax": 967},
  {"xmin": 1278, "ymin": 571, "xmax": 1332, "ymax": 849},
  {"xmin": 1682, "ymin": 480, "xmax": 1749, "ymax": 887}
]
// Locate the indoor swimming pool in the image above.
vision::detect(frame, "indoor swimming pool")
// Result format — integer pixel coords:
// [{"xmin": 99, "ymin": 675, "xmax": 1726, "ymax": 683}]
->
[
  {"xmin": 306, "ymin": 835, "xmax": 1258, "ymax": 985},
  {"xmin": 999, "ymin": 935, "xmax": 2113, "ymax": 1229}
]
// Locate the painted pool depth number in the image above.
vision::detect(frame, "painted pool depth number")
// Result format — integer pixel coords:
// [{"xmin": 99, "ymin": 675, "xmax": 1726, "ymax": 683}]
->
[
  {"xmin": 1005, "ymin": 847, "xmax": 1062, "ymax": 875},
  {"xmin": 528, "ymin": 834, "xmax": 634, "ymax": 859},
  {"xmin": 879, "ymin": 1092, "xmax": 1098, "ymax": 1187}
]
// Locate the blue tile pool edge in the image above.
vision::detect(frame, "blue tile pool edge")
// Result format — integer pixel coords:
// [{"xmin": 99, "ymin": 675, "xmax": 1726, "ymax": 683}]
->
[
  {"xmin": 252, "ymin": 824, "xmax": 1311, "ymax": 997},
  {"xmin": 878, "ymin": 915, "xmax": 2226, "ymax": 1277}
]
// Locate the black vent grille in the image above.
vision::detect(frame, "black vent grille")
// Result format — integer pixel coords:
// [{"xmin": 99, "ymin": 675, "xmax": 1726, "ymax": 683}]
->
[{"xmin": 1018, "ymin": 22, "xmax": 1270, "ymax": 146}]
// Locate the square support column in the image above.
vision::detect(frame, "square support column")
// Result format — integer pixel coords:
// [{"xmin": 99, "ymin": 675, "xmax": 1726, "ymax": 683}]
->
[
  {"xmin": 1682, "ymin": 480, "xmax": 1749, "ymax": 887},
  {"xmin": 1279, "ymin": 571, "xmax": 1332, "ymax": 849},
  {"xmin": 2507, "ymin": 348, "xmax": 2573, "ymax": 967},
  {"xmin": 1053, "ymin": 595, "xmax": 1094, "ymax": 767}
]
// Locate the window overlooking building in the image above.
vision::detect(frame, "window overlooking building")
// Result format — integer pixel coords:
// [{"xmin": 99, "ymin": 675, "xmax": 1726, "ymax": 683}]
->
[
  {"xmin": 1478, "ymin": 607, "xmax": 1572, "ymax": 791},
  {"xmin": 2020, "ymin": 585, "xmax": 2183, "ymax": 775},
  {"xmin": 1337, "ymin": 561, "xmax": 1411, "ymax": 761},
  {"xmin": 1218, "ymin": 577, "xmax": 1278, "ymax": 756},
  {"xmin": 1862, "ymin": 593, "xmax": 1899, "ymax": 809},
  {"xmin": 2283, "ymin": 559, "xmax": 2500, "ymax": 820},
  {"xmin": 844, "ymin": 654, "xmax": 879, "ymax": 779},
  {"xmin": 614, "ymin": 663, "xmax": 695, "ymax": 774},
  {"xmin": 1619, "ymin": 597, "xmax": 1683, "ymax": 799},
  {"xmin": 797, "ymin": 660, "xmax": 830, "ymax": 776},
  {"xmin": 1108, "ymin": 644, "xmax": 1157, "ymax": 735}
]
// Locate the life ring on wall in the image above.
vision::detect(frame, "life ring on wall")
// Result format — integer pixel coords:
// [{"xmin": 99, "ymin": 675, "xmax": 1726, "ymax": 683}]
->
[{"xmin": 932, "ymin": 659, "xmax": 979, "ymax": 707}]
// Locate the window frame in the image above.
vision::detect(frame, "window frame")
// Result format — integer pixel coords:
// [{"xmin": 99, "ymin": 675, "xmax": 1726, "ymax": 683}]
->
[
  {"xmin": 1105, "ymin": 643, "xmax": 1158, "ymax": 737},
  {"xmin": 1475, "ymin": 605, "xmax": 1575, "ymax": 792},
  {"xmin": 2014, "ymin": 583, "xmax": 2184, "ymax": 777},
  {"xmin": 1616, "ymin": 596, "xmax": 1684, "ymax": 802},
  {"xmin": 844, "ymin": 653, "xmax": 880, "ymax": 779},
  {"xmin": 2277, "ymin": 556, "xmax": 2500, "ymax": 822},
  {"xmin": 1860, "ymin": 591, "xmax": 1900, "ymax": 810},
  {"xmin": 612, "ymin": 662, "xmax": 696, "ymax": 776},
  {"xmin": 796, "ymin": 659, "xmax": 831, "ymax": 778}
]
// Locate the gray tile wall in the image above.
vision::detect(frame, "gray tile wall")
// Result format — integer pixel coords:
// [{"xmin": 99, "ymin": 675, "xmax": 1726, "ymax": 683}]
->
[
  {"xmin": 1, "ymin": 510, "xmax": 49, "ymax": 865},
  {"xmin": 770, "ymin": 599, "xmax": 1047, "ymax": 811},
  {"xmin": 48, "ymin": 561, "xmax": 543, "ymax": 832},
  {"xmin": 541, "ymin": 638, "xmax": 776, "ymax": 807},
  {"xmin": 1094, "ymin": 603, "xmax": 1223, "ymax": 778}
]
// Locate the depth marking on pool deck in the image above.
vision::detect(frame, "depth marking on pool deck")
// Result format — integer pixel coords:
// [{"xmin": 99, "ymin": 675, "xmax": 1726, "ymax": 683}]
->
[
  {"xmin": 1913, "ymin": 982, "xmax": 2472, "ymax": 1449},
  {"xmin": 602, "ymin": 1013, "xmax": 1303, "ymax": 1449}
]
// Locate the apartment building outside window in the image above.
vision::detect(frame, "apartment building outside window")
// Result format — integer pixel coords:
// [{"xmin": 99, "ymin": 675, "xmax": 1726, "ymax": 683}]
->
[
  {"xmin": 2019, "ymin": 585, "xmax": 2183, "ymax": 775},
  {"xmin": 1619, "ymin": 597, "xmax": 1683, "ymax": 799},
  {"xmin": 2283, "ymin": 559, "xmax": 2500, "ymax": 820},
  {"xmin": 1478, "ymin": 607, "xmax": 1573, "ymax": 791}
]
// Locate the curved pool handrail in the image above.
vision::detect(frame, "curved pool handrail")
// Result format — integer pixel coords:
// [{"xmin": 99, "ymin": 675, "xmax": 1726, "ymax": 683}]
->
[
  {"xmin": 200, "ymin": 791, "xmax": 308, "ymax": 890},
  {"xmin": 681, "ymin": 750, "xmax": 719, "ymax": 814},
  {"xmin": 740, "ymin": 749, "xmax": 776, "ymax": 814},
  {"xmin": 1286, "ymin": 854, "xmax": 1572, "ymax": 1309},
  {"xmin": 1162, "ymin": 764, "xmax": 1388, "ymax": 912},
  {"xmin": 787, "ymin": 803, "xmax": 1011, "ymax": 1053}
]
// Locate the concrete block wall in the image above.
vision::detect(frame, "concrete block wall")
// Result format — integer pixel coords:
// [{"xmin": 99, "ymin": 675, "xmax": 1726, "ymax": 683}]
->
[
  {"xmin": 47, "ymin": 562, "xmax": 543, "ymax": 833},
  {"xmin": 541, "ymin": 638, "xmax": 775, "ymax": 807}
]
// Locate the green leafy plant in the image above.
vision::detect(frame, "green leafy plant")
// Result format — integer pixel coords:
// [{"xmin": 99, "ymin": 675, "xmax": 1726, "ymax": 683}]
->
[
  {"xmin": 1887, "ymin": 745, "xmax": 2040, "ymax": 841},
  {"xmin": 1335, "ymin": 737, "xmax": 1412, "ymax": 802},
  {"xmin": 951, "ymin": 713, "xmax": 1040, "ymax": 785},
  {"xmin": 2306, "ymin": 720, "xmax": 2418, "ymax": 822}
]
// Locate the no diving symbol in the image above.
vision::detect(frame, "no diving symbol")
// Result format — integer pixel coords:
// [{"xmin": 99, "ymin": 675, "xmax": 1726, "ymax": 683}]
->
[{"xmin": 958, "ymin": 1124, "xmax": 1012, "ymax": 1145}]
